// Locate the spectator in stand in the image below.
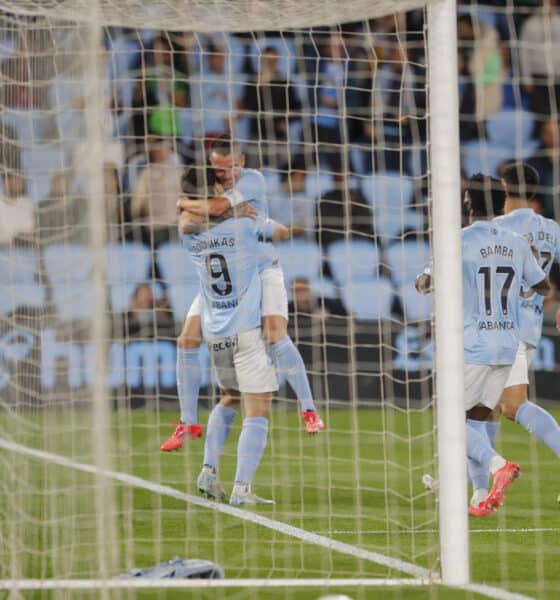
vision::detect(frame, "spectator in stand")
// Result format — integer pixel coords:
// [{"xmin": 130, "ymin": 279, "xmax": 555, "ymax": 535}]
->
[
  {"xmin": 457, "ymin": 14, "xmax": 504, "ymax": 142},
  {"xmin": 190, "ymin": 41, "xmax": 237, "ymax": 140},
  {"xmin": 526, "ymin": 118, "xmax": 560, "ymax": 218},
  {"xmin": 315, "ymin": 164, "xmax": 373, "ymax": 248},
  {"xmin": 37, "ymin": 170, "xmax": 85, "ymax": 245},
  {"xmin": 270, "ymin": 159, "xmax": 312, "ymax": 234},
  {"xmin": 520, "ymin": 0, "xmax": 560, "ymax": 128},
  {"xmin": 131, "ymin": 33, "xmax": 188, "ymax": 140},
  {"xmin": 238, "ymin": 46, "xmax": 302, "ymax": 168},
  {"xmin": 312, "ymin": 33, "xmax": 348, "ymax": 171},
  {"xmin": 130, "ymin": 136, "xmax": 183, "ymax": 247},
  {"xmin": 288, "ymin": 277, "xmax": 346, "ymax": 319},
  {"xmin": 0, "ymin": 173, "xmax": 34, "ymax": 246},
  {"xmin": 358, "ymin": 41, "xmax": 422, "ymax": 173},
  {"xmin": 126, "ymin": 282, "xmax": 173, "ymax": 339}
]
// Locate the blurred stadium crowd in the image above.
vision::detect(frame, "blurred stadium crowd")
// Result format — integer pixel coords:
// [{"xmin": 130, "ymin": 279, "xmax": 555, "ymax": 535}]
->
[{"xmin": 0, "ymin": 0, "xmax": 559, "ymax": 335}]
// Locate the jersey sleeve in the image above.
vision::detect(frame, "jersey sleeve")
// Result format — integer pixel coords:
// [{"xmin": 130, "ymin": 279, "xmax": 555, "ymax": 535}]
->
[
  {"xmin": 521, "ymin": 237, "xmax": 546, "ymax": 288},
  {"xmin": 223, "ymin": 171, "xmax": 267, "ymax": 207},
  {"xmin": 258, "ymin": 217, "xmax": 277, "ymax": 239}
]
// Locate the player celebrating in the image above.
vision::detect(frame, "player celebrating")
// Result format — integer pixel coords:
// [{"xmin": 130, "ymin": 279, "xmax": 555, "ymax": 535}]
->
[
  {"xmin": 179, "ymin": 164, "xmax": 288, "ymax": 505},
  {"xmin": 416, "ymin": 174, "xmax": 550, "ymax": 516},
  {"xmin": 161, "ymin": 134, "xmax": 324, "ymax": 452},
  {"xmin": 467, "ymin": 163, "xmax": 560, "ymax": 507}
]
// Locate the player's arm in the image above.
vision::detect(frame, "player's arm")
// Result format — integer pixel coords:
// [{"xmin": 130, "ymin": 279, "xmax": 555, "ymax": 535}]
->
[
  {"xmin": 176, "ymin": 195, "xmax": 232, "ymax": 217},
  {"xmin": 261, "ymin": 218, "xmax": 290, "ymax": 243},
  {"xmin": 522, "ymin": 239, "xmax": 550, "ymax": 296},
  {"xmin": 179, "ymin": 209, "xmax": 207, "ymax": 235}
]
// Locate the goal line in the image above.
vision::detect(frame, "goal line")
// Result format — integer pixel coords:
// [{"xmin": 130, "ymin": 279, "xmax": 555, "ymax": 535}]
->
[{"xmin": 0, "ymin": 436, "xmax": 533, "ymax": 600}]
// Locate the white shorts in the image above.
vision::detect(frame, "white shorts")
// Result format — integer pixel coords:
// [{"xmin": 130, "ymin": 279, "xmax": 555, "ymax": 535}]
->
[
  {"xmin": 185, "ymin": 266, "xmax": 288, "ymax": 321},
  {"xmin": 208, "ymin": 327, "xmax": 278, "ymax": 394},
  {"xmin": 464, "ymin": 364, "xmax": 512, "ymax": 412},
  {"xmin": 504, "ymin": 342, "xmax": 535, "ymax": 388}
]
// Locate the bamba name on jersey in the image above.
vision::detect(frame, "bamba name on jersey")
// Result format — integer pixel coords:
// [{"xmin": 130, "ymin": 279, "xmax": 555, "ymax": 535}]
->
[
  {"xmin": 191, "ymin": 236, "xmax": 236, "ymax": 252},
  {"xmin": 479, "ymin": 245, "xmax": 514, "ymax": 259}
]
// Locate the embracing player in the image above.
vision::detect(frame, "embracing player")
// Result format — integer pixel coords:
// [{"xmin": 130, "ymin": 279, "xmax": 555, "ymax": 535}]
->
[
  {"xmin": 161, "ymin": 134, "xmax": 324, "ymax": 452},
  {"xmin": 179, "ymin": 164, "xmax": 288, "ymax": 505},
  {"xmin": 417, "ymin": 174, "xmax": 550, "ymax": 515}
]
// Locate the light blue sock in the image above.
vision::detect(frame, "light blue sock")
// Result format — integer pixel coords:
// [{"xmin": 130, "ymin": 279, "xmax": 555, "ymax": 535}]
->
[
  {"xmin": 466, "ymin": 419, "xmax": 491, "ymax": 491},
  {"xmin": 269, "ymin": 336, "xmax": 316, "ymax": 412},
  {"xmin": 176, "ymin": 348, "xmax": 202, "ymax": 426},
  {"xmin": 203, "ymin": 404, "xmax": 237, "ymax": 471},
  {"xmin": 234, "ymin": 417, "xmax": 268, "ymax": 484},
  {"xmin": 486, "ymin": 422, "xmax": 501, "ymax": 448},
  {"xmin": 515, "ymin": 401, "xmax": 560, "ymax": 458},
  {"xmin": 466, "ymin": 421, "xmax": 497, "ymax": 472}
]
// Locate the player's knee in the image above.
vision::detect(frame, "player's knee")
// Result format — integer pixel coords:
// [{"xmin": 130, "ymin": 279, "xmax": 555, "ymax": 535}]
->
[
  {"xmin": 501, "ymin": 397, "xmax": 525, "ymax": 421},
  {"xmin": 500, "ymin": 386, "xmax": 527, "ymax": 420}
]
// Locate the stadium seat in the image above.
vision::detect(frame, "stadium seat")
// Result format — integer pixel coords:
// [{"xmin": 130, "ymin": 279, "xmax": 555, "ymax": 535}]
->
[
  {"xmin": 2, "ymin": 109, "xmax": 51, "ymax": 146},
  {"xmin": 0, "ymin": 247, "xmax": 46, "ymax": 315},
  {"xmin": 275, "ymin": 238, "xmax": 322, "ymax": 288},
  {"xmin": 360, "ymin": 173, "xmax": 414, "ymax": 209},
  {"xmin": 486, "ymin": 110, "xmax": 535, "ymax": 149},
  {"xmin": 157, "ymin": 241, "xmax": 198, "ymax": 286},
  {"xmin": 305, "ymin": 171, "xmax": 334, "ymax": 199},
  {"xmin": 104, "ymin": 243, "xmax": 152, "ymax": 313},
  {"xmin": 374, "ymin": 207, "xmax": 426, "ymax": 241},
  {"xmin": 341, "ymin": 278, "xmax": 393, "ymax": 320},
  {"xmin": 22, "ymin": 145, "xmax": 68, "ymax": 203},
  {"xmin": 167, "ymin": 282, "xmax": 200, "ymax": 323},
  {"xmin": 460, "ymin": 141, "xmax": 539, "ymax": 177},
  {"xmin": 398, "ymin": 283, "xmax": 432, "ymax": 322},
  {"xmin": 327, "ymin": 239, "xmax": 380, "ymax": 285},
  {"xmin": 43, "ymin": 243, "xmax": 95, "ymax": 322},
  {"xmin": 386, "ymin": 240, "xmax": 431, "ymax": 288}
]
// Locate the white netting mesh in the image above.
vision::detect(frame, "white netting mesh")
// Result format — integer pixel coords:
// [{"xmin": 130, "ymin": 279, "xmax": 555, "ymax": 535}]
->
[
  {"xmin": 0, "ymin": 0, "xmax": 431, "ymax": 31},
  {"xmin": 1, "ymin": 1, "xmax": 559, "ymax": 598}
]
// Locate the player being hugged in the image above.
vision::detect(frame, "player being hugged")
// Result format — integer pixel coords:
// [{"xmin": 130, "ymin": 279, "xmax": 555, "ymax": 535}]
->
[{"xmin": 161, "ymin": 134, "xmax": 324, "ymax": 453}]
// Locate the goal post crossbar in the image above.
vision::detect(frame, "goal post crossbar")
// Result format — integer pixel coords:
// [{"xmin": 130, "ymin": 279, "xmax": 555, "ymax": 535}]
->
[{"xmin": 0, "ymin": 0, "xmax": 433, "ymax": 31}]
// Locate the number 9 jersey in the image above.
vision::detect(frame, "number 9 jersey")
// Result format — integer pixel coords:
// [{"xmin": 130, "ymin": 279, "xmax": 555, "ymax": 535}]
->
[
  {"xmin": 181, "ymin": 215, "xmax": 277, "ymax": 340},
  {"xmin": 462, "ymin": 220, "xmax": 545, "ymax": 365},
  {"xmin": 494, "ymin": 208, "xmax": 560, "ymax": 348}
]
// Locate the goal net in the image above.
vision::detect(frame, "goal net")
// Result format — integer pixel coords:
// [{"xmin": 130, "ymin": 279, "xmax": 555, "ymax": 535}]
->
[{"xmin": 0, "ymin": 0, "xmax": 558, "ymax": 598}]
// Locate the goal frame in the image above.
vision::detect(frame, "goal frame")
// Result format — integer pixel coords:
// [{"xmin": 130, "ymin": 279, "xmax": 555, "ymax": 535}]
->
[{"xmin": 0, "ymin": 0, "xmax": 467, "ymax": 590}]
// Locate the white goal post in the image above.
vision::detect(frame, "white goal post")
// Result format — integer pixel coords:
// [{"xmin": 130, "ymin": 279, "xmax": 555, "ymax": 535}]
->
[{"xmin": 0, "ymin": 0, "xmax": 469, "ymax": 593}]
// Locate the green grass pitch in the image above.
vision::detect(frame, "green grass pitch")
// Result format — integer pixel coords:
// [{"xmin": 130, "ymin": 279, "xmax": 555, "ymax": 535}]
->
[{"xmin": 1, "ymin": 407, "xmax": 559, "ymax": 599}]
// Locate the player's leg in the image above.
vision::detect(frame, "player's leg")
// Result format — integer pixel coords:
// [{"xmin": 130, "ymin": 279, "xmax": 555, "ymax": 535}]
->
[
  {"xmin": 161, "ymin": 296, "xmax": 203, "ymax": 451},
  {"xmin": 198, "ymin": 389, "xmax": 240, "ymax": 501},
  {"xmin": 500, "ymin": 343, "xmax": 560, "ymax": 458},
  {"xmin": 464, "ymin": 365, "xmax": 521, "ymax": 516},
  {"xmin": 228, "ymin": 328, "xmax": 277, "ymax": 505},
  {"xmin": 261, "ymin": 267, "xmax": 324, "ymax": 433}
]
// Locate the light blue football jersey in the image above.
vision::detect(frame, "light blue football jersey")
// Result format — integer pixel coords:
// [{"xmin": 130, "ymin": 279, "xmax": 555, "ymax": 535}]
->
[
  {"xmin": 181, "ymin": 216, "xmax": 276, "ymax": 340},
  {"xmin": 494, "ymin": 208, "xmax": 560, "ymax": 347},
  {"xmin": 223, "ymin": 168, "xmax": 279, "ymax": 271},
  {"xmin": 462, "ymin": 220, "xmax": 545, "ymax": 365}
]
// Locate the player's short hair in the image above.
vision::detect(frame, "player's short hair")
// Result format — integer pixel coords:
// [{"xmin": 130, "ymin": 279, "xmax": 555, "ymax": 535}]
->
[
  {"xmin": 466, "ymin": 173, "xmax": 505, "ymax": 218},
  {"xmin": 209, "ymin": 133, "xmax": 241, "ymax": 157},
  {"xmin": 181, "ymin": 165, "xmax": 216, "ymax": 199},
  {"xmin": 501, "ymin": 162, "xmax": 539, "ymax": 201}
]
